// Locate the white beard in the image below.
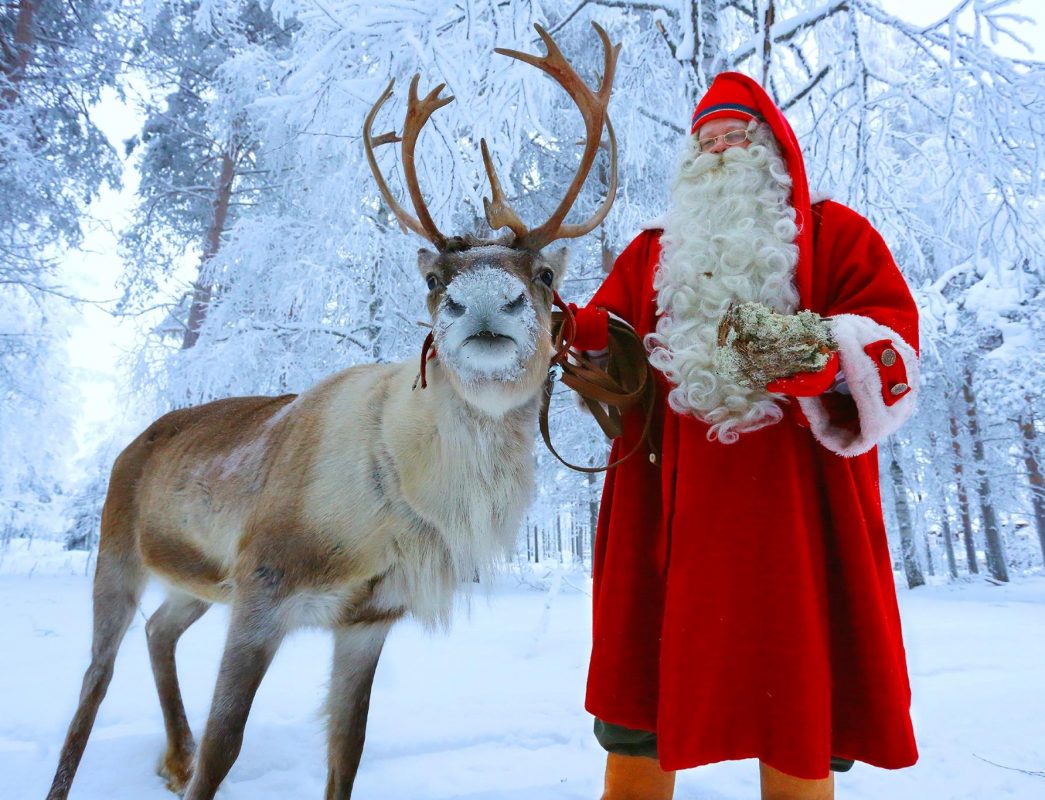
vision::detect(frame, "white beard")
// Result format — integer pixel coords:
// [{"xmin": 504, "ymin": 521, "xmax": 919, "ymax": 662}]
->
[{"xmin": 645, "ymin": 126, "xmax": 801, "ymax": 444}]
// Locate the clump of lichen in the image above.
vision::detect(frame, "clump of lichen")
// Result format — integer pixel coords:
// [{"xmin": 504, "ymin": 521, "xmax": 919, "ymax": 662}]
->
[{"xmin": 714, "ymin": 301, "xmax": 837, "ymax": 389}]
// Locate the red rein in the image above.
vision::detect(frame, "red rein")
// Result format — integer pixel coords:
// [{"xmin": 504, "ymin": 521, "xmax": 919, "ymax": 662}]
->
[
  {"xmin": 418, "ymin": 330, "xmax": 436, "ymax": 389},
  {"xmin": 416, "ymin": 289, "xmax": 577, "ymax": 390}
]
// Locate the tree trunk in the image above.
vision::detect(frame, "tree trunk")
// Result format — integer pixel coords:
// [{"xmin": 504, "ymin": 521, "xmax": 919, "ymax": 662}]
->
[
  {"xmin": 365, "ymin": 271, "xmax": 384, "ymax": 361},
  {"xmin": 1019, "ymin": 403, "xmax": 1045, "ymax": 566},
  {"xmin": 182, "ymin": 148, "xmax": 237, "ymax": 350},
  {"xmin": 596, "ymin": 145, "xmax": 617, "ymax": 274},
  {"xmin": 586, "ymin": 470, "xmax": 600, "ymax": 567},
  {"xmin": 365, "ymin": 202, "xmax": 402, "ymax": 361},
  {"xmin": 663, "ymin": 1, "xmax": 723, "ymax": 92},
  {"xmin": 761, "ymin": 0, "xmax": 776, "ymax": 86},
  {"xmin": 695, "ymin": 0, "xmax": 723, "ymax": 88},
  {"xmin": 0, "ymin": 0, "xmax": 38, "ymax": 109},
  {"xmin": 928, "ymin": 428, "xmax": 959, "ymax": 579},
  {"xmin": 939, "ymin": 505, "xmax": 958, "ymax": 580},
  {"xmin": 962, "ymin": 374, "xmax": 1008, "ymax": 581},
  {"xmin": 600, "ymin": 228, "xmax": 615, "ymax": 276},
  {"xmin": 889, "ymin": 450, "xmax": 924, "ymax": 588},
  {"xmin": 556, "ymin": 513, "xmax": 563, "ymax": 563},
  {"xmin": 949, "ymin": 412, "xmax": 979, "ymax": 574}
]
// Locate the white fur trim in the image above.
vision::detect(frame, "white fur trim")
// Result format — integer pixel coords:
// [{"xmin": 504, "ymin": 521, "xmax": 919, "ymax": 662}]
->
[
  {"xmin": 797, "ymin": 314, "xmax": 918, "ymax": 457},
  {"xmin": 809, "ymin": 189, "xmax": 832, "ymax": 205},
  {"xmin": 641, "ymin": 215, "xmax": 667, "ymax": 230}
]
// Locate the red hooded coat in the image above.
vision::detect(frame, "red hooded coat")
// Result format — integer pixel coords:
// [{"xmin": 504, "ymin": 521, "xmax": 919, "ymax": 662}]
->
[{"xmin": 581, "ymin": 74, "xmax": 920, "ymax": 780}]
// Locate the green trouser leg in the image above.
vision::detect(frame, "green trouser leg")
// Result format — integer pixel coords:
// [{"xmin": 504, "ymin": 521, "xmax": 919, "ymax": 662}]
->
[{"xmin": 592, "ymin": 718, "xmax": 856, "ymax": 772}]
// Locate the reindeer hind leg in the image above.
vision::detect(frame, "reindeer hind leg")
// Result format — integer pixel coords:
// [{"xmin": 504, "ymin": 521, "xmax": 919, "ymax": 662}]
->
[
  {"xmin": 146, "ymin": 590, "xmax": 211, "ymax": 793},
  {"xmin": 46, "ymin": 536, "xmax": 147, "ymax": 800}
]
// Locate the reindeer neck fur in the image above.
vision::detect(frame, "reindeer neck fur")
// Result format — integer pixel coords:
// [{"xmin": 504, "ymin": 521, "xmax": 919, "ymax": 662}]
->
[
  {"xmin": 376, "ymin": 357, "xmax": 543, "ymax": 627},
  {"xmin": 299, "ymin": 350, "xmax": 544, "ymax": 629}
]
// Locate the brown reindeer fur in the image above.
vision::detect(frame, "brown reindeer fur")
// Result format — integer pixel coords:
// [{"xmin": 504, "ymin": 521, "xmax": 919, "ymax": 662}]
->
[
  {"xmin": 47, "ymin": 245, "xmax": 567, "ymax": 800},
  {"xmin": 48, "ymin": 25, "xmax": 619, "ymax": 796}
]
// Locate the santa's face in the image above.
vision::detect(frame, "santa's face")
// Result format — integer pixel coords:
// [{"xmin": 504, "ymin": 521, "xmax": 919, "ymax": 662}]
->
[
  {"xmin": 644, "ymin": 122, "xmax": 800, "ymax": 444},
  {"xmin": 694, "ymin": 116, "xmax": 753, "ymax": 154}
]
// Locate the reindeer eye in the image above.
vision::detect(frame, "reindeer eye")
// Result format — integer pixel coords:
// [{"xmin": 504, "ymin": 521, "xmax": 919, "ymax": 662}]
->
[
  {"xmin": 537, "ymin": 268, "xmax": 555, "ymax": 287},
  {"xmin": 425, "ymin": 274, "xmax": 441, "ymax": 291}
]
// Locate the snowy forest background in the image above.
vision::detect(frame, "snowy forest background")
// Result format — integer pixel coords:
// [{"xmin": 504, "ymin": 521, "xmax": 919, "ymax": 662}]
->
[{"xmin": 2, "ymin": 0, "xmax": 1044, "ymax": 589}]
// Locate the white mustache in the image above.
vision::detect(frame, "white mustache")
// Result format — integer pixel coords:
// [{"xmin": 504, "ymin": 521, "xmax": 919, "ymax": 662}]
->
[{"xmin": 682, "ymin": 145, "xmax": 763, "ymax": 180}]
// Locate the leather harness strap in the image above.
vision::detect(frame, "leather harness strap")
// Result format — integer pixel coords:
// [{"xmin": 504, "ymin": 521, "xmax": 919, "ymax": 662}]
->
[{"xmin": 541, "ymin": 303, "xmax": 658, "ymax": 473}]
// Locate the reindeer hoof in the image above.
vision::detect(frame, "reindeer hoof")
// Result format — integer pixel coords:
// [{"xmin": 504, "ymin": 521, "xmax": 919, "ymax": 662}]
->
[{"xmin": 158, "ymin": 747, "xmax": 194, "ymax": 795}]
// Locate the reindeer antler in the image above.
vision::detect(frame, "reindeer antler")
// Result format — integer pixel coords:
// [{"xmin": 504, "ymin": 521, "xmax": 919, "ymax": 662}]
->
[
  {"xmin": 483, "ymin": 22, "xmax": 620, "ymax": 251},
  {"xmin": 480, "ymin": 139, "xmax": 530, "ymax": 239},
  {"xmin": 364, "ymin": 76, "xmax": 453, "ymax": 250}
]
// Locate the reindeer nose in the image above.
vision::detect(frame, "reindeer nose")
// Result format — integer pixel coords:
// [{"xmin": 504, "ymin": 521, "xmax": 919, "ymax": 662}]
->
[
  {"xmin": 501, "ymin": 294, "xmax": 526, "ymax": 314},
  {"xmin": 445, "ymin": 297, "xmax": 466, "ymax": 318}
]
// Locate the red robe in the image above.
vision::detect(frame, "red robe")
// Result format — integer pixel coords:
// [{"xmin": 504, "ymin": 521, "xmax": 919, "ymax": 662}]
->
[{"xmin": 582, "ymin": 199, "xmax": 921, "ymax": 779}]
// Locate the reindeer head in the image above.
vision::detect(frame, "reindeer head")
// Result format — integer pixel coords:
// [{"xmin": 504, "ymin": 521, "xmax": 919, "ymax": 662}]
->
[{"xmin": 364, "ymin": 24, "xmax": 619, "ymax": 415}]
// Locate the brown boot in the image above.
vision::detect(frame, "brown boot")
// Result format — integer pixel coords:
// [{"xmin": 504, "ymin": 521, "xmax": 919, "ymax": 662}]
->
[{"xmin": 601, "ymin": 753, "xmax": 676, "ymax": 800}]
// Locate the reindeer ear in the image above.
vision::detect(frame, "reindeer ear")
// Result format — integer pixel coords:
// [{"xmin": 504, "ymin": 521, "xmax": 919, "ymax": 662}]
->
[
  {"xmin": 417, "ymin": 248, "xmax": 440, "ymax": 278},
  {"xmin": 541, "ymin": 247, "xmax": 569, "ymax": 290}
]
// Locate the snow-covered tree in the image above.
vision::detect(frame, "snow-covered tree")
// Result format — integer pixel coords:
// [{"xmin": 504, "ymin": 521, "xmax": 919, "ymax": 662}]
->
[
  {"xmin": 114, "ymin": 0, "xmax": 1044, "ymax": 580},
  {"xmin": 120, "ymin": 0, "xmax": 295, "ymax": 348},
  {"xmin": 1, "ymin": 0, "xmax": 128, "ymax": 541}
]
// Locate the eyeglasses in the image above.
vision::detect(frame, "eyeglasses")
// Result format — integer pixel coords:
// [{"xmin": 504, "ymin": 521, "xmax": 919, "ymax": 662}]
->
[{"xmin": 696, "ymin": 128, "xmax": 752, "ymax": 152}]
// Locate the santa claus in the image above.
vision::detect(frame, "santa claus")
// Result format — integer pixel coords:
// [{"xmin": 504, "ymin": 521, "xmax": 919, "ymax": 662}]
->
[{"xmin": 571, "ymin": 73, "xmax": 920, "ymax": 799}]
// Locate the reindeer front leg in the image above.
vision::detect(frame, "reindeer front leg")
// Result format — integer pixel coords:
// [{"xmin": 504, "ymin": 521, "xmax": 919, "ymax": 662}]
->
[
  {"xmin": 183, "ymin": 571, "xmax": 290, "ymax": 800},
  {"xmin": 324, "ymin": 620, "xmax": 395, "ymax": 800}
]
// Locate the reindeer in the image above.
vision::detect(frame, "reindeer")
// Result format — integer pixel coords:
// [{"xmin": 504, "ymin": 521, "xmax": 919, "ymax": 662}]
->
[{"xmin": 45, "ymin": 24, "xmax": 619, "ymax": 800}]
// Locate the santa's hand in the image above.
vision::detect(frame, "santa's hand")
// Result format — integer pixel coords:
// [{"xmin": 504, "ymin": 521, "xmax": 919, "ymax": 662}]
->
[{"xmin": 766, "ymin": 351, "xmax": 840, "ymax": 397}]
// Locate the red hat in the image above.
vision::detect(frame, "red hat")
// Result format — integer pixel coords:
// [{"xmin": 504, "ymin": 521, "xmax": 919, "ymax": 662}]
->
[
  {"xmin": 690, "ymin": 75, "xmax": 762, "ymax": 133},
  {"xmin": 689, "ymin": 72, "xmax": 814, "ymax": 305}
]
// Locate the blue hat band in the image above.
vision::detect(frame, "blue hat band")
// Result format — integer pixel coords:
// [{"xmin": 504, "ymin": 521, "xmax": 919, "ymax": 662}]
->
[{"xmin": 691, "ymin": 102, "xmax": 762, "ymax": 126}]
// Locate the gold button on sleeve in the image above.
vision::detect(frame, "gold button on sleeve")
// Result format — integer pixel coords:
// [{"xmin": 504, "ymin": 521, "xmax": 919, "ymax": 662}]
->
[
  {"xmin": 890, "ymin": 382, "xmax": 909, "ymax": 396},
  {"xmin": 880, "ymin": 348, "xmax": 897, "ymax": 367}
]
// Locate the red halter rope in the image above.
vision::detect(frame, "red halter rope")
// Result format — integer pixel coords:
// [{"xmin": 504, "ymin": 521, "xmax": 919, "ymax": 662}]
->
[{"xmin": 417, "ymin": 330, "xmax": 436, "ymax": 390}]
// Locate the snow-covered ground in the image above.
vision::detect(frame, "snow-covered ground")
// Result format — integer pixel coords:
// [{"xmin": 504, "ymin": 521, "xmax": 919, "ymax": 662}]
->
[{"xmin": 3, "ymin": 546, "xmax": 1043, "ymax": 799}]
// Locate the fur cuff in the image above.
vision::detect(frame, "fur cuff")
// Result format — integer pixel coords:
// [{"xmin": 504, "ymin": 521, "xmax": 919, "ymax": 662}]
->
[{"xmin": 797, "ymin": 314, "xmax": 918, "ymax": 457}]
